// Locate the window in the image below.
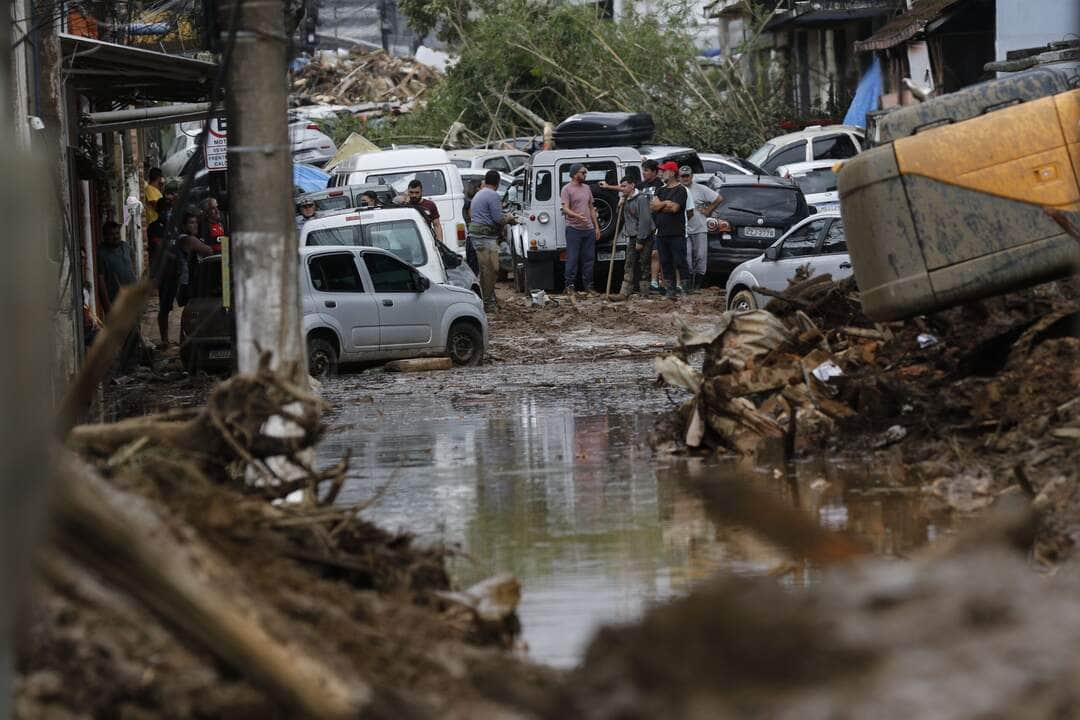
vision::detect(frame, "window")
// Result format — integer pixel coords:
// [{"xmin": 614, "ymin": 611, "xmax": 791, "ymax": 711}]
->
[
  {"xmin": 718, "ymin": 186, "xmax": 799, "ymax": 218},
  {"xmin": 763, "ymin": 143, "xmax": 806, "ymax": 174},
  {"xmin": 812, "ymin": 134, "xmax": 858, "ymax": 161},
  {"xmin": 820, "ymin": 220, "xmax": 846, "ymax": 254},
  {"xmin": 778, "ymin": 219, "xmax": 830, "ymax": 259},
  {"xmin": 309, "ymin": 253, "xmax": 365, "ymax": 292},
  {"xmin": 362, "ymin": 220, "xmax": 427, "ymax": 267},
  {"xmin": 747, "ymin": 142, "xmax": 775, "ymax": 168},
  {"xmin": 315, "ymin": 194, "xmax": 352, "ymax": 212},
  {"xmin": 306, "ymin": 226, "xmax": 361, "ymax": 246},
  {"xmin": 366, "ymin": 169, "xmax": 447, "ymax": 196},
  {"xmin": 364, "ymin": 253, "xmax": 418, "ymax": 293},
  {"xmin": 702, "ymin": 159, "xmax": 726, "ymax": 174},
  {"xmin": 483, "ymin": 157, "xmax": 511, "ymax": 173},
  {"xmin": 450, "ymin": 159, "xmax": 471, "ymax": 169},
  {"xmin": 534, "ymin": 170, "xmax": 552, "ymax": 201},
  {"xmin": 507, "ymin": 155, "xmax": 527, "ymax": 171},
  {"xmin": 791, "ymin": 168, "xmax": 838, "ymax": 196},
  {"xmin": 558, "ymin": 161, "xmax": 616, "ymax": 188}
]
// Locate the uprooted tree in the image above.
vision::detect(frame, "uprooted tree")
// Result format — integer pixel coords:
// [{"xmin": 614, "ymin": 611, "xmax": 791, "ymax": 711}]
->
[{"xmin": 376, "ymin": 0, "xmax": 794, "ymax": 155}]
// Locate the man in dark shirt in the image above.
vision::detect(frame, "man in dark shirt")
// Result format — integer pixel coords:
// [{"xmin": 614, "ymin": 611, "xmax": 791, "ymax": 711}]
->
[
  {"xmin": 637, "ymin": 159, "xmax": 665, "ymax": 293},
  {"xmin": 649, "ymin": 161, "xmax": 690, "ymax": 300},
  {"xmin": 96, "ymin": 220, "xmax": 142, "ymax": 367},
  {"xmin": 405, "ymin": 179, "xmax": 443, "ymax": 244}
]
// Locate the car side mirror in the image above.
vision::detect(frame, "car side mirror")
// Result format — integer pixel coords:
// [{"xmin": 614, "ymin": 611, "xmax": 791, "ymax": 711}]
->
[
  {"xmin": 415, "ymin": 274, "xmax": 431, "ymax": 292},
  {"xmin": 764, "ymin": 246, "xmax": 780, "ymax": 261}
]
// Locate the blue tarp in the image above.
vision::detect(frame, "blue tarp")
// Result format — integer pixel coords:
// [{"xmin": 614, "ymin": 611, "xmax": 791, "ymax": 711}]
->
[
  {"xmin": 294, "ymin": 163, "xmax": 330, "ymax": 193},
  {"xmin": 843, "ymin": 56, "xmax": 883, "ymax": 129}
]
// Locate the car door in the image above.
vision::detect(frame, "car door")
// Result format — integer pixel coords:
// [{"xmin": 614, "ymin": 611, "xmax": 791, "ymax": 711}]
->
[
  {"xmin": 306, "ymin": 251, "xmax": 380, "ymax": 355},
  {"xmin": 756, "ymin": 218, "xmax": 832, "ymax": 293},
  {"xmin": 362, "ymin": 252, "xmax": 439, "ymax": 353},
  {"xmin": 811, "ymin": 218, "xmax": 852, "ymax": 280}
]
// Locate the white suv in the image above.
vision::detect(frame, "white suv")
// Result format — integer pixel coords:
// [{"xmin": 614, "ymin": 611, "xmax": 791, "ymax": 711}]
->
[
  {"xmin": 747, "ymin": 125, "xmax": 865, "ymax": 175},
  {"xmin": 301, "ymin": 246, "xmax": 487, "ymax": 375}
]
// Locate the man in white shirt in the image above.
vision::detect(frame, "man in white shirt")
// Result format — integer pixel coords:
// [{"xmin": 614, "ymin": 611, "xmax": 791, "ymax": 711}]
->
[{"xmin": 678, "ymin": 166, "xmax": 723, "ymax": 292}]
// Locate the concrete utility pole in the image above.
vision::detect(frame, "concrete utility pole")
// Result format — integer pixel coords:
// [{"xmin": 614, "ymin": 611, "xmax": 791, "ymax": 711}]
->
[{"xmin": 220, "ymin": 0, "xmax": 305, "ymax": 379}]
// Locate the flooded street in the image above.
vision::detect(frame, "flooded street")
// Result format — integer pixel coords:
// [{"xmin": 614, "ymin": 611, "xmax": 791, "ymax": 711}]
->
[{"xmin": 316, "ymin": 356, "xmax": 955, "ymax": 668}]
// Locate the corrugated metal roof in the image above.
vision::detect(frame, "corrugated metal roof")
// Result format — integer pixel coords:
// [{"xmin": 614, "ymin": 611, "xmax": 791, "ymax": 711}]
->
[{"xmin": 853, "ymin": 0, "xmax": 969, "ymax": 52}]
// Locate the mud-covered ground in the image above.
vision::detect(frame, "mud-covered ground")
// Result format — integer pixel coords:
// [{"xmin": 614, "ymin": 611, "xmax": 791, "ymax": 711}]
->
[{"xmin": 25, "ymin": 277, "xmax": 1080, "ymax": 719}]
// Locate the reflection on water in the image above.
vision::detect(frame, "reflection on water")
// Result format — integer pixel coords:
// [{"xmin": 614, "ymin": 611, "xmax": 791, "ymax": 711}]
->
[{"xmin": 316, "ymin": 360, "xmax": 953, "ymax": 668}]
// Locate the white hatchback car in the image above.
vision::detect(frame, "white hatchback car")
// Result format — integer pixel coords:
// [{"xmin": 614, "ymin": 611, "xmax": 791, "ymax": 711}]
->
[
  {"xmin": 776, "ymin": 160, "xmax": 840, "ymax": 213},
  {"xmin": 300, "ymin": 246, "xmax": 487, "ymax": 375},
  {"xmin": 747, "ymin": 125, "xmax": 864, "ymax": 175},
  {"xmin": 725, "ymin": 212, "xmax": 851, "ymax": 311}
]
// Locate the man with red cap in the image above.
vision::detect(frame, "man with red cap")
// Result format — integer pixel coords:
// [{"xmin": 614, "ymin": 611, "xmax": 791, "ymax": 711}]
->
[{"xmin": 649, "ymin": 161, "xmax": 690, "ymax": 299}]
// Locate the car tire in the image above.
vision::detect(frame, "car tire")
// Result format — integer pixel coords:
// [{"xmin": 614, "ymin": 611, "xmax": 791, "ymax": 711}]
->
[
  {"xmin": 729, "ymin": 288, "xmax": 758, "ymax": 312},
  {"xmin": 447, "ymin": 321, "xmax": 483, "ymax": 367},
  {"xmin": 307, "ymin": 336, "xmax": 338, "ymax": 379}
]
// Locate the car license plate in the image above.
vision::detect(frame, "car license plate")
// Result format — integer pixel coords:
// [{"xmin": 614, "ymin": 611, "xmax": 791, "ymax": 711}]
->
[
  {"xmin": 598, "ymin": 250, "xmax": 626, "ymax": 262},
  {"xmin": 742, "ymin": 227, "xmax": 776, "ymax": 239},
  {"xmin": 208, "ymin": 349, "xmax": 232, "ymax": 360}
]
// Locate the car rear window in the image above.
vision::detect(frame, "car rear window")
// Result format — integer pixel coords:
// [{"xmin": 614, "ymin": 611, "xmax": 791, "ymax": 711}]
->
[
  {"xmin": 718, "ymin": 186, "xmax": 799, "ymax": 217},
  {"xmin": 305, "ymin": 219, "xmax": 427, "ymax": 267},
  {"xmin": 366, "ymin": 169, "xmax": 447, "ymax": 196},
  {"xmin": 791, "ymin": 168, "xmax": 837, "ymax": 196},
  {"xmin": 315, "ymin": 195, "xmax": 351, "ymax": 212}
]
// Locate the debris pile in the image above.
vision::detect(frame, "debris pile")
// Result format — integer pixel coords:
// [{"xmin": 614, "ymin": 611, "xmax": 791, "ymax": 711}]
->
[
  {"xmin": 653, "ymin": 273, "xmax": 1080, "ymax": 555},
  {"xmin": 290, "ymin": 48, "xmax": 443, "ymax": 116},
  {"xmin": 20, "ymin": 355, "xmax": 529, "ymax": 719}
]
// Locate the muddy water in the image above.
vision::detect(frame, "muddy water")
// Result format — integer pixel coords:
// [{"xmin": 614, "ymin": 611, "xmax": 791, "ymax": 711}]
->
[{"xmin": 316, "ymin": 359, "xmax": 953, "ymax": 668}]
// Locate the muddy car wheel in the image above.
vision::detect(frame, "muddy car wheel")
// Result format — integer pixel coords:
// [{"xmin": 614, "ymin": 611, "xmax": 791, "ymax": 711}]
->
[
  {"xmin": 307, "ymin": 336, "xmax": 338, "ymax": 379},
  {"xmin": 729, "ymin": 288, "xmax": 758, "ymax": 312},
  {"xmin": 447, "ymin": 322, "xmax": 483, "ymax": 367}
]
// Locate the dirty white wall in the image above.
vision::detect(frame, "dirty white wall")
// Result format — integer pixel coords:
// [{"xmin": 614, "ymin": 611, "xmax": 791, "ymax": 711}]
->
[{"xmin": 995, "ymin": 0, "xmax": 1080, "ymax": 60}]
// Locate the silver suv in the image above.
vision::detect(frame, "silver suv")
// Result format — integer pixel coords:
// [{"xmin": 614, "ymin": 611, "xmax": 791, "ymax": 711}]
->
[{"xmin": 301, "ymin": 246, "xmax": 487, "ymax": 376}]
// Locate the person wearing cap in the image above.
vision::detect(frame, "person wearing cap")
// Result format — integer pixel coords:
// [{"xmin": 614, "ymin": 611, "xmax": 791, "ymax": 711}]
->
[
  {"xmin": 559, "ymin": 163, "xmax": 600, "ymax": 294},
  {"xmin": 649, "ymin": 161, "xmax": 691, "ymax": 300},
  {"xmin": 679, "ymin": 166, "xmax": 723, "ymax": 292},
  {"xmin": 295, "ymin": 197, "xmax": 317, "ymax": 231}
]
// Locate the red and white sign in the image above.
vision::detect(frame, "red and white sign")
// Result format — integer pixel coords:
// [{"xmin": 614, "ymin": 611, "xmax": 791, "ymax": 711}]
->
[{"xmin": 205, "ymin": 117, "xmax": 228, "ymax": 171}]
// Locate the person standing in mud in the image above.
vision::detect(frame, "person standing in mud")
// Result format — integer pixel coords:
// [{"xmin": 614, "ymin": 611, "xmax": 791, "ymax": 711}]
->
[
  {"xmin": 615, "ymin": 175, "xmax": 654, "ymax": 298},
  {"xmin": 637, "ymin": 159, "xmax": 665, "ymax": 294},
  {"xmin": 650, "ymin": 161, "xmax": 690, "ymax": 300},
  {"xmin": 679, "ymin": 165, "xmax": 723, "ymax": 293},
  {"xmin": 560, "ymin": 163, "xmax": 600, "ymax": 294},
  {"xmin": 97, "ymin": 220, "xmax": 143, "ymax": 368},
  {"xmin": 468, "ymin": 169, "xmax": 517, "ymax": 311}
]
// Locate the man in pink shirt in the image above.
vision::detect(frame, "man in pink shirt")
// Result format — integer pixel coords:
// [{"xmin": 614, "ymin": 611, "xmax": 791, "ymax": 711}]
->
[{"xmin": 559, "ymin": 163, "xmax": 600, "ymax": 294}]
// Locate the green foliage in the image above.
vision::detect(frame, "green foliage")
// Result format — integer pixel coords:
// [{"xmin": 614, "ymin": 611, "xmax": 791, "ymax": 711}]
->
[{"xmin": 387, "ymin": 0, "xmax": 793, "ymax": 156}]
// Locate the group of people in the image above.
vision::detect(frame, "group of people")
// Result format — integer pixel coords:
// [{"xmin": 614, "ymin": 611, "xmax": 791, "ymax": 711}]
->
[{"xmin": 560, "ymin": 159, "xmax": 723, "ymax": 301}]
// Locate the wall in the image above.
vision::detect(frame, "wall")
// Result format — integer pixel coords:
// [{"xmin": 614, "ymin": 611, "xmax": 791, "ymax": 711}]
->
[{"xmin": 995, "ymin": 0, "xmax": 1080, "ymax": 60}]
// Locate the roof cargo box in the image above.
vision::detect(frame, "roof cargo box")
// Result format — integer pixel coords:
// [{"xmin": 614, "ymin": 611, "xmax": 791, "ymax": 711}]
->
[{"xmin": 554, "ymin": 112, "xmax": 654, "ymax": 149}]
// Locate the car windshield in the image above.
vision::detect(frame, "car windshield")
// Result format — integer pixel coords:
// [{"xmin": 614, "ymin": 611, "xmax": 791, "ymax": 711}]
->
[
  {"xmin": 718, "ymin": 186, "xmax": 798, "ymax": 218},
  {"xmin": 305, "ymin": 219, "xmax": 428, "ymax": 267},
  {"xmin": 746, "ymin": 143, "xmax": 775, "ymax": 168},
  {"xmin": 366, "ymin": 169, "xmax": 447, "ymax": 196},
  {"xmin": 791, "ymin": 168, "xmax": 838, "ymax": 196}
]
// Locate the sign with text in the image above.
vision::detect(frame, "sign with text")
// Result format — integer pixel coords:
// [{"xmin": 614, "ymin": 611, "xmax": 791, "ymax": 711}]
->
[{"xmin": 205, "ymin": 117, "xmax": 228, "ymax": 171}]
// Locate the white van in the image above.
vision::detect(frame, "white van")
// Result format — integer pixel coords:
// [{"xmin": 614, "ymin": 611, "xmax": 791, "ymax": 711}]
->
[
  {"xmin": 511, "ymin": 146, "xmax": 642, "ymax": 292},
  {"xmin": 329, "ymin": 149, "xmax": 468, "ymax": 254}
]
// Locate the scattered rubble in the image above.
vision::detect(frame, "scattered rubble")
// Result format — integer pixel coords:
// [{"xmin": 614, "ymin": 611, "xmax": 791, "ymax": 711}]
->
[
  {"xmin": 652, "ymin": 272, "xmax": 1080, "ymax": 562},
  {"xmin": 290, "ymin": 48, "xmax": 443, "ymax": 118}
]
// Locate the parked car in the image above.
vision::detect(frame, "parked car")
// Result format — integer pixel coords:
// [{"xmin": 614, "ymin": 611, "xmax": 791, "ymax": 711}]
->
[
  {"xmin": 328, "ymin": 148, "xmax": 468, "ymax": 255},
  {"xmin": 179, "ymin": 255, "xmax": 233, "ymax": 372},
  {"xmin": 162, "ymin": 129, "xmax": 200, "ymax": 178},
  {"xmin": 724, "ymin": 212, "xmax": 850, "ymax": 311},
  {"xmin": 638, "ymin": 144, "xmax": 704, "ymax": 174},
  {"xmin": 747, "ymin": 125, "xmax": 865, "ymax": 175},
  {"xmin": 301, "ymin": 246, "xmax": 487, "ymax": 375},
  {"xmin": 703, "ymin": 174, "xmax": 811, "ymax": 278},
  {"xmin": 448, "ymin": 149, "xmax": 530, "ymax": 174},
  {"xmin": 699, "ymin": 153, "xmax": 765, "ymax": 176},
  {"xmin": 299, "ymin": 205, "xmax": 482, "ymax": 298},
  {"xmin": 775, "ymin": 160, "xmax": 840, "ymax": 212},
  {"xmin": 288, "ymin": 118, "xmax": 337, "ymax": 166}
]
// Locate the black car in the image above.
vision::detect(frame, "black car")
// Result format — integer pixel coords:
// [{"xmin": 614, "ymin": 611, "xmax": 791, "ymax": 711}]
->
[
  {"xmin": 179, "ymin": 255, "xmax": 234, "ymax": 373},
  {"xmin": 703, "ymin": 174, "xmax": 811, "ymax": 278}
]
